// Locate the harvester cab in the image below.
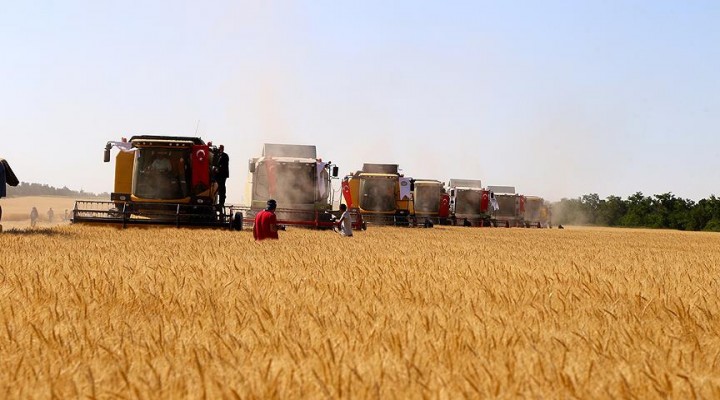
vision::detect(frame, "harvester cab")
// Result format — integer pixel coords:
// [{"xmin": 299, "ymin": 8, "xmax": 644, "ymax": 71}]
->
[
  {"xmin": 447, "ymin": 179, "xmax": 494, "ymax": 227},
  {"xmin": 73, "ymin": 135, "xmax": 243, "ymax": 229},
  {"xmin": 342, "ymin": 163, "xmax": 413, "ymax": 226},
  {"xmin": 245, "ymin": 143, "xmax": 349, "ymax": 229},
  {"xmin": 487, "ymin": 185, "xmax": 525, "ymax": 228}
]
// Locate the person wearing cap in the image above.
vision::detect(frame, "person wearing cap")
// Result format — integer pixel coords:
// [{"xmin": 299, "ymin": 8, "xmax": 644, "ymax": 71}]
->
[{"xmin": 253, "ymin": 199, "xmax": 282, "ymax": 240}]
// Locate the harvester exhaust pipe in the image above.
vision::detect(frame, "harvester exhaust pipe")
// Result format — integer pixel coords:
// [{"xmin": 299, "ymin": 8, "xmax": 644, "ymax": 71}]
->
[{"xmin": 103, "ymin": 142, "xmax": 112, "ymax": 163}]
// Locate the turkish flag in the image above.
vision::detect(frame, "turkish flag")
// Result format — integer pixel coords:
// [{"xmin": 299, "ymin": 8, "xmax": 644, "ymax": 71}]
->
[
  {"xmin": 191, "ymin": 145, "xmax": 210, "ymax": 193},
  {"xmin": 342, "ymin": 180, "xmax": 353, "ymax": 208},
  {"xmin": 481, "ymin": 191, "xmax": 489, "ymax": 212}
]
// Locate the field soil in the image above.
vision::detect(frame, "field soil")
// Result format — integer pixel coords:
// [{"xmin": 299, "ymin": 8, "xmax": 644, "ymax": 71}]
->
[{"xmin": 1, "ymin": 224, "xmax": 719, "ymax": 398}]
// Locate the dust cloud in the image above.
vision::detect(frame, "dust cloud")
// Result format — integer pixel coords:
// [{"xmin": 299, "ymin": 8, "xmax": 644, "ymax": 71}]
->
[{"xmin": 549, "ymin": 200, "xmax": 590, "ymax": 226}]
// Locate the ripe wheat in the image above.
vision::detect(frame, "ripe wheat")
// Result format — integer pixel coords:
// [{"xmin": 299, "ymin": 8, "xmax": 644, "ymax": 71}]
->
[{"xmin": 1, "ymin": 225, "xmax": 719, "ymax": 398}]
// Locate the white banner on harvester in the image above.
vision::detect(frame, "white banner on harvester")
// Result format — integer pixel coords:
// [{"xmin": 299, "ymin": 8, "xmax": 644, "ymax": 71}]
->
[
  {"xmin": 109, "ymin": 141, "xmax": 137, "ymax": 152},
  {"xmin": 490, "ymin": 192, "xmax": 500, "ymax": 211},
  {"xmin": 399, "ymin": 177, "xmax": 412, "ymax": 200},
  {"xmin": 317, "ymin": 162, "xmax": 327, "ymax": 197}
]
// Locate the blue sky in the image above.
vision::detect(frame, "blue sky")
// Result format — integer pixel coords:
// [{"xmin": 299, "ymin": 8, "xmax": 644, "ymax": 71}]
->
[{"xmin": 1, "ymin": 1, "xmax": 718, "ymax": 202}]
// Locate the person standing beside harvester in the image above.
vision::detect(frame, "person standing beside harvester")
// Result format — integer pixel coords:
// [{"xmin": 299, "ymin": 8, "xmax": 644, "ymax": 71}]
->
[
  {"xmin": 253, "ymin": 199, "xmax": 284, "ymax": 241},
  {"xmin": 214, "ymin": 144, "xmax": 229, "ymax": 207},
  {"xmin": 336, "ymin": 204, "xmax": 353, "ymax": 237}
]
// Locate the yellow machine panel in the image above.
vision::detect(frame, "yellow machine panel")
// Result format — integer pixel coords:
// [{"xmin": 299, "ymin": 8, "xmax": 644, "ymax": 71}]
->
[{"xmin": 114, "ymin": 150, "xmax": 134, "ymax": 195}]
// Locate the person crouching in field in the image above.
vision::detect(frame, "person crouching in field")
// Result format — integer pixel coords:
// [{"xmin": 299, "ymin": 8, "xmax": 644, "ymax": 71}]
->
[
  {"xmin": 336, "ymin": 204, "xmax": 353, "ymax": 237},
  {"xmin": 253, "ymin": 199, "xmax": 284, "ymax": 241},
  {"xmin": 0, "ymin": 158, "xmax": 20, "ymax": 232}
]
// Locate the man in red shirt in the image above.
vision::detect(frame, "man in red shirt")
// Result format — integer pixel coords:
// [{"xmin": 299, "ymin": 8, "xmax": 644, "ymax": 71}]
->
[{"xmin": 253, "ymin": 199, "xmax": 281, "ymax": 240}]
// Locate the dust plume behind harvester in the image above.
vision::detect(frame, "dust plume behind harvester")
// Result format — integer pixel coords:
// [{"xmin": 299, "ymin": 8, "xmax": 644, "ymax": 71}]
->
[
  {"xmin": 523, "ymin": 196, "xmax": 551, "ymax": 228},
  {"xmin": 244, "ymin": 143, "xmax": 359, "ymax": 229},
  {"xmin": 72, "ymin": 135, "xmax": 243, "ymax": 229}
]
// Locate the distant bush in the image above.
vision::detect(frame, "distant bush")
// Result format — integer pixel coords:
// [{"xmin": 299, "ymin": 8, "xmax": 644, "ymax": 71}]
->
[
  {"xmin": 552, "ymin": 192, "xmax": 720, "ymax": 232},
  {"xmin": 6, "ymin": 182, "xmax": 108, "ymax": 199}
]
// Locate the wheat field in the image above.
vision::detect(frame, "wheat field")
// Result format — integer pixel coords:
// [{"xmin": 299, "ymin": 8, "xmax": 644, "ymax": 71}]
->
[{"xmin": 1, "ymin": 224, "xmax": 719, "ymax": 398}]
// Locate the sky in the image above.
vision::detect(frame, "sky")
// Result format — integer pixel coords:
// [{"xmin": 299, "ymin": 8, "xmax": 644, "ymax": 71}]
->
[{"xmin": 1, "ymin": 0, "xmax": 718, "ymax": 202}]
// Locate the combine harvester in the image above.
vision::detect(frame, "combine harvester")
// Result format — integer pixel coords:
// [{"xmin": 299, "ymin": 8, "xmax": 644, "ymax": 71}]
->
[
  {"xmin": 73, "ymin": 135, "xmax": 243, "ymax": 229},
  {"xmin": 447, "ymin": 179, "xmax": 495, "ymax": 227},
  {"xmin": 245, "ymin": 143, "xmax": 361, "ymax": 229},
  {"xmin": 342, "ymin": 164, "xmax": 413, "ymax": 226},
  {"xmin": 411, "ymin": 179, "xmax": 450, "ymax": 226},
  {"xmin": 487, "ymin": 185, "xmax": 525, "ymax": 227},
  {"xmin": 522, "ymin": 196, "xmax": 551, "ymax": 228}
]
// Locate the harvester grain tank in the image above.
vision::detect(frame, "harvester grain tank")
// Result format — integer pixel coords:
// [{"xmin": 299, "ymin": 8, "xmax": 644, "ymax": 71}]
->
[
  {"xmin": 412, "ymin": 179, "xmax": 449, "ymax": 225},
  {"xmin": 342, "ymin": 163, "xmax": 413, "ymax": 226},
  {"xmin": 73, "ymin": 135, "xmax": 242, "ymax": 228},
  {"xmin": 447, "ymin": 179, "xmax": 493, "ymax": 226},
  {"xmin": 245, "ymin": 143, "xmax": 346, "ymax": 228},
  {"xmin": 487, "ymin": 185, "xmax": 525, "ymax": 227},
  {"xmin": 523, "ymin": 196, "xmax": 550, "ymax": 228}
]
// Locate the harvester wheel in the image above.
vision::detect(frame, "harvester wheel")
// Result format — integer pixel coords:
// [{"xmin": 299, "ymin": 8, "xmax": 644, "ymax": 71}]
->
[
  {"xmin": 232, "ymin": 212, "xmax": 243, "ymax": 231},
  {"xmin": 362, "ymin": 221, "xmax": 368, "ymax": 231}
]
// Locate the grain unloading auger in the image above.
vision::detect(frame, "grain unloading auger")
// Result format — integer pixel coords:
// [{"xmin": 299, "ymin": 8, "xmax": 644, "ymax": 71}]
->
[{"xmin": 72, "ymin": 135, "xmax": 243, "ymax": 229}]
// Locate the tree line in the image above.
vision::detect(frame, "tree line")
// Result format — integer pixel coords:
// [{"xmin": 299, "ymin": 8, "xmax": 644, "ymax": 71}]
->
[
  {"xmin": 6, "ymin": 182, "xmax": 108, "ymax": 199},
  {"xmin": 552, "ymin": 193, "xmax": 720, "ymax": 232}
]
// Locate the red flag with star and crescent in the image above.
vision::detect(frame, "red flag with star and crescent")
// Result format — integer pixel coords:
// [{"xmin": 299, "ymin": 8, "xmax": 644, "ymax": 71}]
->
[{"xmin": 342, "ymin": 180, "xmax": 353, "ymax": 208}]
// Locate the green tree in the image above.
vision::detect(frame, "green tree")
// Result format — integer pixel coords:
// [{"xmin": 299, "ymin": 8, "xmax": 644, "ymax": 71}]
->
[{"xmin": 596, "ymin": 195, "xmax": 627, "ymax": 226}]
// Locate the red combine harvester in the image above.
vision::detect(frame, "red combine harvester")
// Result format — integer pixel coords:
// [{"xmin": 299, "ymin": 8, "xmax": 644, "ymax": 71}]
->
[
  {"xmin": 244, "ymin": 143, "xmax": 362, "ymax": 229},
  {"xmin": 446, "ymin": 179, "xmax": 496, "ymax": 227},
  {"xmin": 487, "ymin": 185, "xmax": 525, "ymax": 228}
]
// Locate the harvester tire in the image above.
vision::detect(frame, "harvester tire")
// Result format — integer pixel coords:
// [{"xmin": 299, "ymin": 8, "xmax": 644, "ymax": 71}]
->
[{"xmin": 232, "ymin": 212, "xmax": 243, "ymax": 231}]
